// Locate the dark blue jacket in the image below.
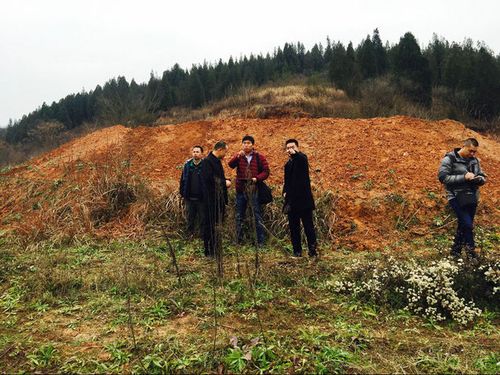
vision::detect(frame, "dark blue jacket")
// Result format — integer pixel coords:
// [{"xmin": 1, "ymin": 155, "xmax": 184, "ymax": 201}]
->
[{"xmin": 179, "ymin": 159, "xmax": 204, "ymax": 200}]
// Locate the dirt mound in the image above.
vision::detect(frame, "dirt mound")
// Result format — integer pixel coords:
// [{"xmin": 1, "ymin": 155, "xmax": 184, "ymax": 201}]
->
[{"xmin": 1, "ymin": 116, "xmax": 498, "ymax": 249}]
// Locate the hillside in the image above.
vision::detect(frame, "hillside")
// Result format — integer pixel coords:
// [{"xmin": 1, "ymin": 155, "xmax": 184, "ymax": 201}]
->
[{"xmin": 1, "ymin": 115, "xmax": 498, "ymax": 249}]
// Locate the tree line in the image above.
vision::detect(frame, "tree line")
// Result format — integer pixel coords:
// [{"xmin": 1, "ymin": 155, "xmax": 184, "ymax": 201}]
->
[{"xmin": 3, "ymin": 29, "xmax": 500, "ymax": 145}]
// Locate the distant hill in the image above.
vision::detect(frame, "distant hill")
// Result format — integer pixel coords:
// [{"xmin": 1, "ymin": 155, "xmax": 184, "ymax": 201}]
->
[
  {"xmin": 1, "ymin": 115, "xmax": 498, "ymax": 249},
  {"xmin": 2, "ymin": 29, "xmax": 499, "ymax": 167}
]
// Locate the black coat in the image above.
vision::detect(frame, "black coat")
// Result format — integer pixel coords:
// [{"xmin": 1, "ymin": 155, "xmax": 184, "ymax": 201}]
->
[
  {"xmin": 201, "ymin": 152, "xmax": 228, "ymax": 216},
  {"xmin": 284, "ymin": 152, "xmax": 315, "ymax": 212}
]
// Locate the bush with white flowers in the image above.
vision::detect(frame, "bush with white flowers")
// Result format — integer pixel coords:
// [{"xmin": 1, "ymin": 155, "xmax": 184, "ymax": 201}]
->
[{"xmin": 332, "ymin": 256, "xmax": 499, "ymax": 325}]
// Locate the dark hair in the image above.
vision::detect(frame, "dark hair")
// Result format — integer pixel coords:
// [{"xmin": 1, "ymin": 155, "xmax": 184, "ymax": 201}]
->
[
  {"xmin": 192, "ymin": 145, "xmax": 204, "ymax": 152},
  {"xmin": 285, "ymin": 138, "xmax": 299, "ymax": 147},
  {"xmin": 214, "ymin": 141, "xmax": 227, "ymax": 150},
  {"xmin": 242, "ymin": 135, "xmax": 255, "ymax": 144},
  {"xmin": 464, "ymin": 138, "xmax": 479, "ymax": 147}
]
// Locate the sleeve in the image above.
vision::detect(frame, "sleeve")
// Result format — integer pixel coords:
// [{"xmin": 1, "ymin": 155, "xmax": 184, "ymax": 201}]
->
[
  {"xmin": 179, "ymin": 163, "xmax": 187, "ymax": 197},
  {"xmin": 228, "ymin": 154, "xmax": 240, "ymax": 169},
  {"xmin": 256, "ymin": 154, "xmax": 270, "ymax": 181},
  {"xmin": 472, "ymin": 159, "xmax": 487, "ymax": 186},
  {"xmin": 438, "ymin": 155, "xmax": 465, "ymax": 186}
]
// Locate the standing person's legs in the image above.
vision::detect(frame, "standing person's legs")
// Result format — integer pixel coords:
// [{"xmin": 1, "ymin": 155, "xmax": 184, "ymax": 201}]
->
[
  {"xmin": 300, "ymin": 209, "xmax": 318, "ymax": 256},
  {"xmin": 449, "ymin": 199, "xmax": 476, "ymax": 257},
  {"xmin": 462, "ymin": 203, "xmax": 478, "ymax": 254},
  {"xmin": 235, "ymin": 192, "xmax": 247, "ymax": 244},
  {"xmin": 288, "ymin": 210, "xmax": 302, "ymax": 256},
  {"xmin": 203, "ymin": 204, "xmax": 215, "ymax": 257},
  {"xmin": 194, "ymin": 200, "xmax": 205, "ymax": 238},
  {"xmin": 249, "ymin": 191, "xmax": 265, "ymax": 245},
  {"xmin": 185, "ymin": 200, "xmax": 197, "ymax": 235}
]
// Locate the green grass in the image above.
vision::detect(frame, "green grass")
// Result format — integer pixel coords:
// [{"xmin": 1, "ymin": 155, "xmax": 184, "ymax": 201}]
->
[{"xmin": 0, "ymin": 229, "xmax": 498, "ymax": 373}]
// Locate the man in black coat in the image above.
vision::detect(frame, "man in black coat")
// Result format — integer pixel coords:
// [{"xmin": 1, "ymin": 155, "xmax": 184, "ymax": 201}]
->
[
  {"xmin": 201, "ymin": 141, "xmax": 231, "ymax": 257},
  {"xmin": 283, "ymin": 139, "xmax": 318, "ymax": 257}
]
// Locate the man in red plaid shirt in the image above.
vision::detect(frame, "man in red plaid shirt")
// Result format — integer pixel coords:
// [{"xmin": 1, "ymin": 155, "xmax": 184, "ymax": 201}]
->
[{"xmin": 228, "ymin": 135, "xmax": 270, "ymax": 246}]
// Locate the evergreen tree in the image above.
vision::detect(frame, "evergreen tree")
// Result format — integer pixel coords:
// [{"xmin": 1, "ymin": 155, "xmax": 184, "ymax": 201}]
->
[{"xmin": 392, "ymin": 32, "xmax": 432, "ymax": 106}]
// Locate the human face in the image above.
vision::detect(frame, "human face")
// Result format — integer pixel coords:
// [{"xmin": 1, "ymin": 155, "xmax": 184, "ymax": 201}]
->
[
  {"xmin": 285, "ymin": 142, "xmax": 299, "ymax": 156},
  {"xmin": 463, "ymin": 145, "xmax": 478, "ymax": 158},
  {"xmin": 192, "ymin": 147, "xmax": 203, "ymax": 160},
  {"xmin": 242, "ymin": 140, "xmax": 254, "ymax": 154},
  {"xmin": 215, "ymin": 146, "xmax": 228, "ymax": 159}
]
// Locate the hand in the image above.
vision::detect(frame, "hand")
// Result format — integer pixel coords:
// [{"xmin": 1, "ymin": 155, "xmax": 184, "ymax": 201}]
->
[
  {"xmin": 465, "ymin": 172, "xmax": 475, "ymax": 181},
  {"xmin": 287, "ymin": 148, "xmax": 296, "ymax": 155},
  {"xmin": 225, "ymin": 179, "xmax": 232, "ymax": 188},
  {"xmin": 251, "ymin": 177, "xmax": 257, "ymax": 183},
  {"xmin": 238, "ymin": 150, "xmax": 245, "ymax": 157}
]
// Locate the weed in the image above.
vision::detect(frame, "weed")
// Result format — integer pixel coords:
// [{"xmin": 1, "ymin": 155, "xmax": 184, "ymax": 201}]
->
[{"xmin": 27, "ymin": 344, "xmax": 58, "ymax": 368}]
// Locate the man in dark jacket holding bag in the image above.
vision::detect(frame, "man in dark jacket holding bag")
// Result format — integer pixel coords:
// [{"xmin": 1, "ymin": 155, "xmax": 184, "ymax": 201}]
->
[
  {"xmin": 438, "ymin": 138, "xmax": 487, "ymax": 258},
  {"xmin": 228, "ymin": 135, "xmax": 270, "ymax": 246},
  {"xmin": 283, "ymin": 139, "xmax": 318, "ymax": 258}
]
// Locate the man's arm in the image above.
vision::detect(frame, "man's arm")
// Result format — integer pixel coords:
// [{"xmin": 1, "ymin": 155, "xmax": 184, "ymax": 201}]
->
[
  {"xmin": 438, "ymin": 156, "xmax": 466, "ymax": 186},
  {"xmin": 472, "ymin": 159, "xmax": 487, "ymax": 186},
  {"xmin": 228, "ymin": 153, "xmax": 240, "ymax": 169},
  {"xmin": 179, "ymin": 163, "xmax": 187, "ymax": 197},
  {"xmin": 255, "ymin": 153, "xmax": 270, "ymax": 181}
]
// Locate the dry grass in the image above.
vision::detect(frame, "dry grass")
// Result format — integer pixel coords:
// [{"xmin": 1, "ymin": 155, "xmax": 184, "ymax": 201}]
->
[{"xmin": 155, "ymin": 84, "xmax": 360, "ymax": 124}]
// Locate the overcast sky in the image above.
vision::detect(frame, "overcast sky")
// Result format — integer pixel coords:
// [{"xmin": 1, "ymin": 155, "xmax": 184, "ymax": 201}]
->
[{"xmin": 1, "ymin": 0, "xmax": 499, "ymax": 127}]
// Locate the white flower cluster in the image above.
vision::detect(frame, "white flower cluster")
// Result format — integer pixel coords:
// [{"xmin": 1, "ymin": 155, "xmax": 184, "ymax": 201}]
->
[
  {"xmin": 481, "ymin": 262, "xmax": 500, "ymax": 295},
  {"xmin": 405, "ymin": 258, "xmax": 481, "ymax": 325},
  {"xmin": 333, "ymin": 257, "xmax": 499, "ymax": 325}
]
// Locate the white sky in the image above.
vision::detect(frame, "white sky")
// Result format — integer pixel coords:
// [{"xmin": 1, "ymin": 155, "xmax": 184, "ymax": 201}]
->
[{"xmin": 1, "ymin": 0, "xmax": 499, "ymax": 127}]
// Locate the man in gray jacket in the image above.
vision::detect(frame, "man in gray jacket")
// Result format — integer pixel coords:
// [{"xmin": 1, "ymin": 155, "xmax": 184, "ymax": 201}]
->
[{"xmin": 438, "ymin": 138, "xmax": 487, "ymax": 258}]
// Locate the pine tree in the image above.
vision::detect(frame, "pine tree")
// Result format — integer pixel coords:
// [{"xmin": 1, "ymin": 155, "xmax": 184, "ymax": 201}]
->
[{"xmin": 392, "ymin": 32, "xmax": 432, "ymax": 106}]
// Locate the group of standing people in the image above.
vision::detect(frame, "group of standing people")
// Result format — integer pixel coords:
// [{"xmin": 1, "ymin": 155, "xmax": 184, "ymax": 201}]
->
[
  {"xmin": 179, "ymin": 136, "xmax": 317, "ymax": 258},
  {"xmin": 179, "ymin": 134, "xmax": 488, "ymax": 261}
]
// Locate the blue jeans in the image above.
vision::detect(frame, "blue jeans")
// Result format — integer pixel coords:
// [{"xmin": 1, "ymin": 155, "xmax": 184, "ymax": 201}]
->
[
  {"xmin": 449, "ymin": 198, "xmax": 477, "ymax": 254},
  {"xmin": 236, "ymin": 191, "xmax": 265, "ymax": 245}
]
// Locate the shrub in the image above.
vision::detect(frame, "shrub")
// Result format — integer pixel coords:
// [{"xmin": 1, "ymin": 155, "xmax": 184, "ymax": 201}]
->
[{"xmin": 332, "ymin": 256, "xmax": 499, "ymax": 325}]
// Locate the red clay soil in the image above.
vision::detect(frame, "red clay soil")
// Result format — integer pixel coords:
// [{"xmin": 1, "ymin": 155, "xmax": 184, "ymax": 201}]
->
[{"xmin": 1, "ymin": 116, "xmax": 498, "ymax": 250}]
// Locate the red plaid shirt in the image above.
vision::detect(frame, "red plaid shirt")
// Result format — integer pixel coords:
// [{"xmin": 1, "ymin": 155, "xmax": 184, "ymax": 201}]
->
[{"xmin": 228, "ymin": 151, "xmax": 270, "ymax": 193}]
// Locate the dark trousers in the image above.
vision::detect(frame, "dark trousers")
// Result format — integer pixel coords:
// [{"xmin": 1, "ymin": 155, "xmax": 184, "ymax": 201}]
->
[
  {"xmin": 449, "ymin": 198, "xmax": 477, "ymax": 254},
  {"xmin": 236, "ymin": 191, "xmax": 265, "ymax": 245},
  {"xmin": 287, "ymin": 209, "xmax": 317, "ymax": 256},
  {"xmin": 185, "ymin": 199, "xmax": 204, "ymax": 237},
  {"xmin": 203, "ymin": 203, "xmax": 224, "ymax": 257}
]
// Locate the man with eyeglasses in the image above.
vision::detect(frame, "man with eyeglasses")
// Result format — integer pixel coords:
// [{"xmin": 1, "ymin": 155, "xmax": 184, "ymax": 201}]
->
[{"xmin": 438, "ymin": 138, "xmax": 487, "ymax": 259}]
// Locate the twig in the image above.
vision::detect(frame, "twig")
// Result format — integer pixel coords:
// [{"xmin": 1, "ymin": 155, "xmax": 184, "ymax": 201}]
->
[
  {"xmin": 160, "ymin": 224, "xmax": 182, "ymax": 286},
  {"xmin": 244, "ymin": 262, "xmax": 267, "ymax": 346},
  {"xmin": 122, "ymin": 246, "xmax": 137, "ymax": 350}
]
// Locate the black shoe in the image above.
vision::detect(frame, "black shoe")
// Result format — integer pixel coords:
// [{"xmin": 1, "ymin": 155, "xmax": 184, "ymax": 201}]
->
[
  {"xmin": 465, "ymin": 247, "xmax": 478, "ymax": 260},
  {"xmin": 308, "ymin": 244, "xmax": 318, "ymax": 258}
]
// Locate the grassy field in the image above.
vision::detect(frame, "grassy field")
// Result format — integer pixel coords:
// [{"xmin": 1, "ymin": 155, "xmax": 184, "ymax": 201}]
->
[{"xmin": 0, "ymin": 228, "xmax": 498, "ymax": 374}]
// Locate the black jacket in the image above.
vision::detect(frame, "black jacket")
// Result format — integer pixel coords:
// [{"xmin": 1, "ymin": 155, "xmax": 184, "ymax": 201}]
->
[
  {"xmin": 284, "ymin": 152, "xmax": 315, "ymax": 212},
  {"xmin": 201, "ymin": 152, "xmax": 228, "ymax": 208},
  {"xmin": 179, "ymin": 159, "xmax": 204, "ymax": 200}
]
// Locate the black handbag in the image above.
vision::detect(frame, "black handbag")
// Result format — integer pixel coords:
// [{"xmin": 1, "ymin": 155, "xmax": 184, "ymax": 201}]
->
[
  {"xmin": 257, "ymin": 181, "xmax": 273, "ymax": 205},
  {"xmin": 255, "ymin": 153, "xmax": 273, "ymax": 205},
  {"xmin": 455, "ymin": 190, "xmax": 477, "ymax": 207}
]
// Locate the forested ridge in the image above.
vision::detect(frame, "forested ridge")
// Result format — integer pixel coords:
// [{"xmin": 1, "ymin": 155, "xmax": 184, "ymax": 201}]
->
[{"xmin": 1, "ymin": 29, "xmax": 499, "ymax": 165}]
